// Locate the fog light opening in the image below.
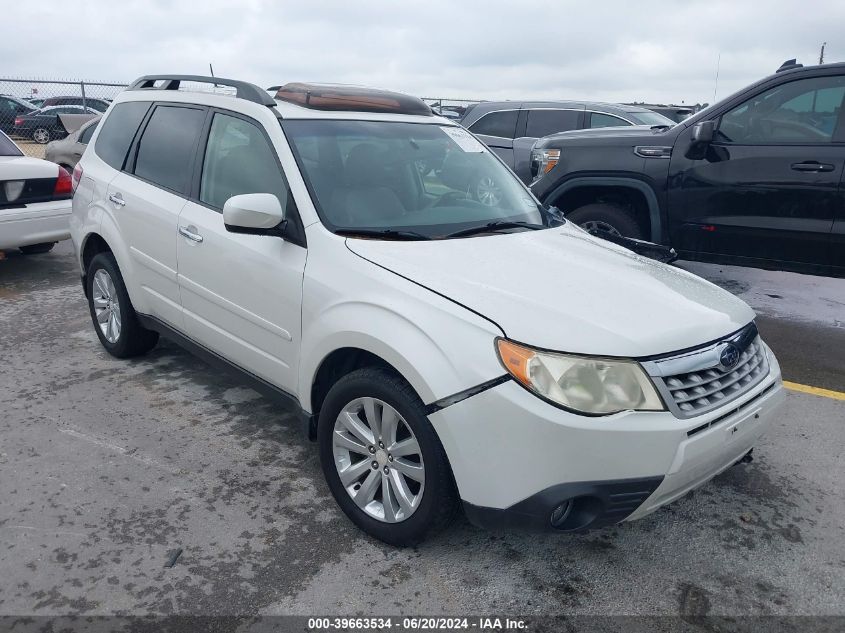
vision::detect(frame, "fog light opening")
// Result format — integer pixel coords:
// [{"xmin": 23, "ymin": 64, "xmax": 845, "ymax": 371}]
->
[{"xmin": 549, "ymin": 500, "xmax": 573, "ymax": 529}]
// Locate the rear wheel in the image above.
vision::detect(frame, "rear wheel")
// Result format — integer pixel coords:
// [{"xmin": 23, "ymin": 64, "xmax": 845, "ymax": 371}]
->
[
  {"xmin": 318, "ymin": 368, "xmax": 459, "ymax": 546},
  {"xmin": 19, "ymin": 242, "xmax": 55, "ymax": 255},
  {"xmin": 566, "ymin": 202, "xmax": 646, "ymax": 239},
  {"xmin": 32, "ymin": 127, "xmax": 51, "ymax": 144},
  {"xmin": 86, "ymin": 252, "xmax": 158, "ymax": 358}
]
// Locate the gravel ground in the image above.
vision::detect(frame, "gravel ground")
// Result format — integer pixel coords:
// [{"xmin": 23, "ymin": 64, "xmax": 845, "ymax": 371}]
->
[{"xmin": 0, "ymin": 242, "xmax": 843, "ymax": 622}]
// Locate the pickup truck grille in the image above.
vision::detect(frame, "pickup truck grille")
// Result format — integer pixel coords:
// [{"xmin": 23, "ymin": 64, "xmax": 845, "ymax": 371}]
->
[{"xmin": 641, "ymin": 324, "xmax": 770, "ymax": 419}]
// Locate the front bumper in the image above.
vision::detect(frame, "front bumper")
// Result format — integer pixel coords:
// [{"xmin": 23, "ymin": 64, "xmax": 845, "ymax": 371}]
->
[
  {"xmin": 0, "ymin": 199, "xmax": 72, "ymax": 250},
  {"xmin": 429, "ymin": 346, "xmax": 785, "ymax": 532}
]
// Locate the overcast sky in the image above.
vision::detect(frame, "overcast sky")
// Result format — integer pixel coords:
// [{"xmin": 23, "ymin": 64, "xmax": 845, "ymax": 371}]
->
[{"xmin": 1, "ymin": 0, "xmax": 842, "ymax": 106}]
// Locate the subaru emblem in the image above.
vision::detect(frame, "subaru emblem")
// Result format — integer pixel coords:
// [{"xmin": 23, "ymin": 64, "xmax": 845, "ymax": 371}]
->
[{"xmin": 719, "ymin": 343, "xmax": 741, "ymax": 370}]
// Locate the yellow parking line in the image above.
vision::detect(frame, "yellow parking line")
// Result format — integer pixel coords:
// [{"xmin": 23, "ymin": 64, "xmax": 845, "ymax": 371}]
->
[{"xmin": 783, "ymin": 381, "xmax": 845, "ymax": 402}]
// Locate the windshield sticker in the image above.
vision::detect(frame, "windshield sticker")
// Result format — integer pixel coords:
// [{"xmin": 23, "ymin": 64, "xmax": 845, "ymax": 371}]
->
[{"xmin": 440, "ymin": 126, "xmax": 486, "ymax": 152}]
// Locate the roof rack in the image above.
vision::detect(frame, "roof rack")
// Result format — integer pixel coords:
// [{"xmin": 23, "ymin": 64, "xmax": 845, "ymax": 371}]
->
[
  {"xmin": 274, "ymin": 83, "xmax": 432, "ymax": 116},
  {"xmin": 127, "ymin": 75, "xmax": 276, "ymax": 107}
]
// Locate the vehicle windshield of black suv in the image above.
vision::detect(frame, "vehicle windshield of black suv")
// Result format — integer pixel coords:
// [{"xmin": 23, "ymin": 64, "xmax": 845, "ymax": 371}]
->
[
  {"xmin": 283, "ymin": 120, "xmax": 544, "ymax": 238},
  {"xmin": 0, "ymin": 133, "xmax": 22, "ymax": 156}
]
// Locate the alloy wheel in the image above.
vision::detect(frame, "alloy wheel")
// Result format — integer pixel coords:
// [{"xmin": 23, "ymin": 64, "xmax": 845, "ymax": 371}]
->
[
  {"xmin": 475, "ymin": 176, "xmax": 503, "ymax": 206},
  {"xmin": 581, "ymin": 219, "xmax": 622, "ymax": 237},
  {"xmin": 332, "ymin": 397, "xmax": 425, "ymax": 523},
  {"xmin": 92, "ymin": 269, "xmax": 122, "ymax": 344},
  {"xmin": 33, "ymin": 128, "xmax": 50, "ymax": 144}
]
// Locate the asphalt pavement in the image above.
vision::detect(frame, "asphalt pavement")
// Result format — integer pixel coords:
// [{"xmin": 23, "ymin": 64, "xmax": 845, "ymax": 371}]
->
[{"xmin": 0, "ymin": 241, "xmax": 843, "ymax": 623}]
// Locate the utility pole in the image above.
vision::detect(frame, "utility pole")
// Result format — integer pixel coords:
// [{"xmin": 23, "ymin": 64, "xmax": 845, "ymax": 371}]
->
[{"xmin": 819, "ymin": 42, "xmax": 826, "ymax": 65}]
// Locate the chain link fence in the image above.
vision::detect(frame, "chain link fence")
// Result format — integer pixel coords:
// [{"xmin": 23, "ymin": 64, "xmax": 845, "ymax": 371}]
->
[{"xmin": 1, "ymin": 78, "xmax": 127, "ymax": 158}]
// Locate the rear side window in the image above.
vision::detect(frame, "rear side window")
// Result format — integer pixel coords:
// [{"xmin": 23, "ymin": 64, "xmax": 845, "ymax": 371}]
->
[
  {"xmin": 526, "ymin": 109, "xmax": 581, "ymax": 137},
  {"xmin": 0, "ymin": 132, "xmax": 22, "ymax": 156},
  {"xmin": 468, "ymin": 110, "xmax": 518, "ymax": 138},
  {"xmin": 134, "ymin": 105, "xmax": 205, "ymax": 193},
  {"xmin": 199, "ymin": 112, "xmax": 290, "ymax": 211},
  {"xmin": 589, "ymin": 112, "xmax": 631, "ymax": 128},
  {"xmin": 95, "ymin": 101, "xmax": 150, "ymax": 169}
]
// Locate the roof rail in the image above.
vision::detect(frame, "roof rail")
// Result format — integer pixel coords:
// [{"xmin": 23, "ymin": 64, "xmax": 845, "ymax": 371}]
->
[{"xmin": 127, "ymin": 75, "xmax": 276, "ymax": 107}]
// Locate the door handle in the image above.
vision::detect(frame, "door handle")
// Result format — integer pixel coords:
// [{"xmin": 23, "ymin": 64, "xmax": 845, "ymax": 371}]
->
[
  {"xmin": 790, "ymin": 161, "xmax": 835, "ymax": 172},
  {"xmin": 179, "ymin": 225, "xmax": 204, "ymax": 243},
  {"xmin": 108, "ymin": 192, "xmax": 125, "ymax": 207}
]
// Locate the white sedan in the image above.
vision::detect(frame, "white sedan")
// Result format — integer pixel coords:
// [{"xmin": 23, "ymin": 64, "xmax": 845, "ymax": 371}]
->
[{"xmin": 0, "ymin": 130, "xmax": 73, "ymax": 254}]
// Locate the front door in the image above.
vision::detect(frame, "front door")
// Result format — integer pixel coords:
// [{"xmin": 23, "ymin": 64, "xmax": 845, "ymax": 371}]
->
[
  {"xmin": 176, "ymin": 110, "xmax": 306, "ymax": 391},
  {"xmin": 668, "ymin": 74, "xmax": 845, "ymax": 270}
]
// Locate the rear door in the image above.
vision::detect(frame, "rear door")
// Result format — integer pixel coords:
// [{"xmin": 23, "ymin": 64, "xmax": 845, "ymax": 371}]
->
[
  {"xmin": 106, "ymin": 103, "xmax": 206, "ymax": 327},
  {"xmin": 668, "ymin": 73, "xmax": 845, "ymax": 271},
  {"xmin": 466, "ymin": 109, "xmax": 519, "ymax": 167},
  {"xmin": 176, "ymin": 110, "xmax": 306, "ymax": 391}
]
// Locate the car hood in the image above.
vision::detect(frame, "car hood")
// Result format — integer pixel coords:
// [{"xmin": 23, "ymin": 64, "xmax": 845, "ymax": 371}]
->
[
  {"xmin": 346, "ymin": 222, "xmax": 754, "ymax": 358},
  {"xmin": 534, "ymin": 125, "xmax": 672, "ymax": 146},
  {"xmin": 0, "ymin": 154, "xmax": 60, "ymax": 180}
]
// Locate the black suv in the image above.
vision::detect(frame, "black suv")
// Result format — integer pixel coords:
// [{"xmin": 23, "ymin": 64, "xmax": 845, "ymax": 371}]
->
[{"xmin": 530, "ymin": 62, "xmax": 845, "ymax": 277}]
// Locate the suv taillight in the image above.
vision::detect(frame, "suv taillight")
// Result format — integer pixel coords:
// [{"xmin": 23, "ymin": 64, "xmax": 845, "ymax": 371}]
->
[
  {"xmin": 14, "ymin": 117, "xmax": 23, "ymax": 127},
  {"xmin": 54, "ymin": 166, "xmax": 72, "ymax": 197},
  {"xmin": 71, "ymin": 163, "xmax": 83, "ymax": 193}
]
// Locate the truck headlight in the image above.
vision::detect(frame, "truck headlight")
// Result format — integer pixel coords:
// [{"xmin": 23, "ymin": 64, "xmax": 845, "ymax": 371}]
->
[
  {"xmin": 530, "ymin": 148, "xmax": 560, "ymax": 182},
  {"xmin": 496, "ymin": 338, "xmax": 665, "ymax": 415}
]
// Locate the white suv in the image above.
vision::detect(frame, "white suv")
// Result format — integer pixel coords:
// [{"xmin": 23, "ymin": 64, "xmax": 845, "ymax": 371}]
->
[{"xmin": 70, "ymin": 75, "xmax": 785, "ymax": 545}]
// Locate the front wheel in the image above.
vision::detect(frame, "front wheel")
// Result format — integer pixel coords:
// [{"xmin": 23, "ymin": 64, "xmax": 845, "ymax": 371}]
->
[
  {"xmin": 86, "ymin": 252, "xmax": 159, "ymax": 358},
  {"xmin": 318, "ymin": 368, "xmax": 459, "ymax": 546},
  {"xmin": 566, "ymin": 202, "xmax": 646, "ymax": 240}
]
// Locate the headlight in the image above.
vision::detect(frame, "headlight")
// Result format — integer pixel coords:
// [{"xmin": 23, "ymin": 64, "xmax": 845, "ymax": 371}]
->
[
  {"xmin": 530, "ymin": 148, "xmax": 560, "ymax": 182},
  {"xmin": 496, "ymin": 339, "xmax": 665, "ymax": 415}
]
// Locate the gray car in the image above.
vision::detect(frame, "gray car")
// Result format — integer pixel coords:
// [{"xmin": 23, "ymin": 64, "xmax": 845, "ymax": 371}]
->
[
  {"xmin": 460, "ymin": 101, "xmax": 674, "ymax": 184},
  {"xmin": 44, "ymin": 116, "xmax": 100, "ymax": 171}
]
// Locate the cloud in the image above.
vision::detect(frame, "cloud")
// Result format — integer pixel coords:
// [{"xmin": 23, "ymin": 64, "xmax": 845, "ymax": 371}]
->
[{"xmin": 1, "ymin": 0, "xmax": 841, "ymax": 105}]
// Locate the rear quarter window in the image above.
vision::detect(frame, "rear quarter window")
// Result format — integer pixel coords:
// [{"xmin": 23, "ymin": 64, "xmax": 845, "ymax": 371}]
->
[{"xmin": 94, "ymin": 101, "xmax": 151, "ymax": 170}]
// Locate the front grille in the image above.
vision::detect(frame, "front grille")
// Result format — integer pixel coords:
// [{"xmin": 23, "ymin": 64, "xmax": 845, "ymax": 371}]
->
[{"xmin": 641, "ymin": 324, "xmax": 770, "ymax": 419}]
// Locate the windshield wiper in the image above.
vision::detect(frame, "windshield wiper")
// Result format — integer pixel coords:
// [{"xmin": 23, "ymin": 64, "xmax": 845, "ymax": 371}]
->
[
  {"xmin": 442, "ymin": 221, "xmax": 546, "ymax": 239},
  {"xmin": 336, "ymin": 228, "xmax": 432, "ymax": 241}
]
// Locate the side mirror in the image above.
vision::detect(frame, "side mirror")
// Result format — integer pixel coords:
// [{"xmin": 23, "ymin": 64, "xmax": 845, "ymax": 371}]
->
[
  {"xmin": 223, "ymin": 193, "xmax": 285, "ymax": 234},
  {"xmin": 692, "ymin": 120, "xmax": 715, "ymax": 144}
]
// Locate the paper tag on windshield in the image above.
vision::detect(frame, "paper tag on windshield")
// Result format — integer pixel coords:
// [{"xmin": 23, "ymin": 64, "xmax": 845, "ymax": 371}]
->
[{"xmin": 440, "ymin": 126, "xmax": 486, "ymax": 152}]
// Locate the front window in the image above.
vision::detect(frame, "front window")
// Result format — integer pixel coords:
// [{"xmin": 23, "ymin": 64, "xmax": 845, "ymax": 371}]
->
[{"xmin": 283, "ymin": 120, "xmax": 545, "ymax": 238}]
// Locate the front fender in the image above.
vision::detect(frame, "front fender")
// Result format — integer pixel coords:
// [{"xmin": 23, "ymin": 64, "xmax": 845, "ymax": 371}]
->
[{"xmin": 298, "ymin": 244, "xmax": 506, "ymax": 414}]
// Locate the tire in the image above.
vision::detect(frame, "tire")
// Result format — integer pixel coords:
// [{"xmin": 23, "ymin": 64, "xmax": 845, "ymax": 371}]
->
[
  {"xmin": 566, "ymin": 202, "xmax": 646, "ymax": 240},
  {"xmin": 32, "ymin": 127, "xmax": 51, "ymax": 144},
  {"xmin": 318, "ymin": 367, "xmax": 459, "ymax": 546},
  {"xmin": 19, "ymin": 242, "xmax": 55, "ymax": 255},
  {"xmin": 86, "ymin": 252, "xmax": 158, "ymax": 358}
]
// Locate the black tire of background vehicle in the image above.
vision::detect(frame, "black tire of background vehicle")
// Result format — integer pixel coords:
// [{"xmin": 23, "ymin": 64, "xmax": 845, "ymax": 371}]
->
[
  {"xmin": 86, "ymin": 252, "xmax": 159, "ymax": 358},
  {"xmin": 32, "ymin": 127, "xmax": 51, "ymax": 144},
  {"xmin": 318, "ymin": 367, "xmax": 459, "ymax": 546},
  {"xmin": 19, "ymin": 242, "xmax": 56, "ymax": 254},
  {"xmin": 566, "ymin": 202, "xmax": 646, "ymax": 240}
]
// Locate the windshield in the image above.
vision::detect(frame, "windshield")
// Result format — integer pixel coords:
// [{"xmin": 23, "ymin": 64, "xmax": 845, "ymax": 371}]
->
[
  {"xmin": 283, "ymin": 120, "xmax": 545, "ymax": 238},
  {"xmin": 0, "ymin": 132, "xmax": 22, "ymax": 156},
  {"xmin": 628, "ymin": 111, "xmax": 675, "ymax": 127}
]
